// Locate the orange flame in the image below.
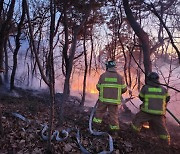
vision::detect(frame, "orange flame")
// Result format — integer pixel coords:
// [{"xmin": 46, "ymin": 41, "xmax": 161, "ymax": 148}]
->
[
  {"xmin": 90, "ymin": 89, "xmax": 98, "ymax": 94},
  {"xmin": 143, "ymin": 122, "xmax": 150, "ymax": 129}
]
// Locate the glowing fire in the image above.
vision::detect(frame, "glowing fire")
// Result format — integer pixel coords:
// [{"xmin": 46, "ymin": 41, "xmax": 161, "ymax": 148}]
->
[
  {"xmin": 70, "ymin": 69, "xmax": 138, "ymax": 95},
  {"xmin": 90, "ymin": 89, "xmax": 98, "ymax": 94},
  {"xmin": 70, "ymin": 73, "xmax": 100, "ymax": 94},
  {"xmin": 143, "ymin": 122, "xmax": 150, "ymax": 129}
]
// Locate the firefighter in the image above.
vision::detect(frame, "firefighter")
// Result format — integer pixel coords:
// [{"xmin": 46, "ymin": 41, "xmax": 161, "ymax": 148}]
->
[
  {"xmin": 93, "ymin": 60, "xmax": 127, "ymax": 135},
  {"xmin": 131, "ymin": 72, "xmax": 171, "ymax": 145}
]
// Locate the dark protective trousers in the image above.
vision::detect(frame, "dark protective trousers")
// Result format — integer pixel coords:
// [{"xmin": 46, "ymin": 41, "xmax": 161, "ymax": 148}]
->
[
  {"xmin": 94, "ymin": 100, "xmax": 119, "ymax": 130},
  {"xmin": 132, "ymin": 111, "xmax": 170, "ymax": 144}
]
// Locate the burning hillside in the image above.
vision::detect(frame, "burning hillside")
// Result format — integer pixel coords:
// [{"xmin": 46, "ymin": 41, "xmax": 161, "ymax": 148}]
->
[{"xmin": 0, "ymin": 87, "xmax": 179, "ymax": 154}]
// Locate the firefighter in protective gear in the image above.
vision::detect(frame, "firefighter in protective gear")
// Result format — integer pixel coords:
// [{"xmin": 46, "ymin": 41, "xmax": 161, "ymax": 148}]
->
[
  {"xmin": 93, "ymin": 60, "xmax": 127, "ymax": 134},
  {"xmin": 131, "ymin": 72, "xmax": 171, "ymax": 145}
]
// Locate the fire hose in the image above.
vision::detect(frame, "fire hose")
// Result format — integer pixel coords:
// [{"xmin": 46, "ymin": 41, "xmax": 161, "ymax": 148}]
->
[
  {"xmin": 11, "ymin": 102, "xmax": 114, "ymax": 154},
  {"xmin": 9, "ymin": 99, "xmax": 179, "ymax": 153}
]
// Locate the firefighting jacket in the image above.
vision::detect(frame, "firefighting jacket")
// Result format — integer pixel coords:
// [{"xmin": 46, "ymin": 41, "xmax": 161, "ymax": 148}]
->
[
  {"xmin": 96, "ymin": 67, "xmax": 127, "ymax": 105},
  {"xmin": 139, "ymin": 80, "xmax": 170, "ymax": 115}
]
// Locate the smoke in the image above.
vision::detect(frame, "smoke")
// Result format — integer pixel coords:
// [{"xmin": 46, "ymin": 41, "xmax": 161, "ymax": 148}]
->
[{"xmin": 5, "ymin": 37, "xmax": 179, "ymax": 127}]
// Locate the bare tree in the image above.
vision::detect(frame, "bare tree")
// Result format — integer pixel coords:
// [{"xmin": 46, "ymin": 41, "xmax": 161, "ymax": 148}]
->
[
  {"xmin": 10, "ymin": 0, "xmax": 26, "ymax": 90},
  {"xmin": 46, "ymin": 0, "xmax": 56, "ymax": 151},
  {"xmin": 0, "ymin": 0, "xmax": 16, "ymax": 85},
  {"xmin": 89, "ymin": 33, "xmax": 94, "ymax": 75},
  {"xmin": 147, "ymin": 2, "xmax": 180, "ymax": 63},
  {"xmin": 24, "ymin": 0, "xmax": 49, "ymax": 86},
  {"xmin": 80, "ymin": 25, "xmax": 88, "ymax": 106},
  {"xmin": 24, "ymin": 0, "xmax": 56, "ymax": 152},
  {"xmin": 122, "ymin": 0, "xmax": 152, "ymax": 81},
  {"xmin": 55, "ymin": 0, "xmax": 98, "ymax": 124},
  {"xmin": 0, "ymin": 107, "xmax": 3, "ymax": 135}
]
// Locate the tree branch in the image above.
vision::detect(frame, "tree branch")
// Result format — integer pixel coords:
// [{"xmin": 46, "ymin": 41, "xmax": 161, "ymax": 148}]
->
[
  {"xmin": 24, "ymin": 0, "xmax": 49, "ymax": 86},
  {"xmin": 147, "ymin": 3, "xmax": 180, "ymax": 64}
]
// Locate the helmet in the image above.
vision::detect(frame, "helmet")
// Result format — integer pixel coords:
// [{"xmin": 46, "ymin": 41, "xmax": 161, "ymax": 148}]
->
[
  {"xmin": 148, "ymin": 72, "xmax": 159, "ymax": 81},
  {"xmin": 105, "ymin": 60, "xmax": 116, "ymax": 68}
]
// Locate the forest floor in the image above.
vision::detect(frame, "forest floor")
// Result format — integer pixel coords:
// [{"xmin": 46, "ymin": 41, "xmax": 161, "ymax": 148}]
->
[{"xmin": 0, "ymin": 87, "xmax": 179, "ymax": 154}]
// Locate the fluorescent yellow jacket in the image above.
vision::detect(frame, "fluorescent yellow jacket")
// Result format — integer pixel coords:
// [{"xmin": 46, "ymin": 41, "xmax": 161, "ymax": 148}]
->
[
  {"xmin": 139, "ymin": 81, "xmax": 170, "ymax": 115},
  {"xmin": 97, "ymin": 68, "xmax": 127, "ymax": 105}
]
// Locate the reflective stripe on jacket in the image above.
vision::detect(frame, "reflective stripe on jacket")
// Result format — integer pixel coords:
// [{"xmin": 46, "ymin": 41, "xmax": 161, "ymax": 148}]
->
[
  {"xmin": 97, "ymin": 68, "xmax": 127, "ymax": 105},
  {"xmin": 139, "ymin": 85, "xmax": 170, "ymax": 115}
]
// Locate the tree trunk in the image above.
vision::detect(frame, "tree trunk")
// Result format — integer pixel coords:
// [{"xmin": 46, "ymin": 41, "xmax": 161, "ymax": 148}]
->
[
  {"xmin": 122, "ymin": 0, "xmax": 152, "ymax": 82},
  {"xmin": 4, "ymin": 39, "xmax": 9, "ymax": 83},
  {"xmin": 59, "ymin": 3, "xmax": 92, "ymax": 125},
  {"xmin": 59, "ymin": 31, "xmax": 79, "ymax": 124},
  {"xmin": 138, "ymin": 49, "xmax": 142, "ymax": 91},
  {"xmin": 27, "ymin": 63, "xmax": 30, "ymax": 86},
  {"xmin": 10, "ymin": 0, "xmax": 25, "ymax": 90},
  {"xmin": 24, "ymin": 0, "xmax": 49, "ymax": 86},
  {"xmin": 89, "ymin": 33, "xmax": 93, "ymax": 75},
  {"xmin": 0, "ymin": 0, "xmax": 15, "ymax": 85},
  {"xmin": 80, "ymin": 26, "xmax": 88, "ymax": 106},
  {"xmin": 0, "ymin": 107, "xmax": 3, "ymax": 135},
  {"xmin": 47, "ymin": 0, "xmax": 56, "ymax": 152},
  {"xmin": 128, "ymin": 51, "xmax": 132, "ymax": 88},
  {"xmin": 118, "ymin": 35, "xmax": 128, "ymax": 85},
  {"xmin": 0, "ymin": 0, "xmax": 4, "ymax": 15}
]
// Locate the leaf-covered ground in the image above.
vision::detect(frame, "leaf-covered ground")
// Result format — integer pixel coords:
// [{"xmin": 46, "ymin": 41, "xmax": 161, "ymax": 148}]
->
[{"xmin": 0, "ymin": 87, "xmax": 179, "ymax": 154}]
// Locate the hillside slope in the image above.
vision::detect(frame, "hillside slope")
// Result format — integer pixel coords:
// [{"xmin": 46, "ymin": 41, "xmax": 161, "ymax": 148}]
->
[{"xmin": 0, "ymin": 88, "xmax": 179, "ymax": 154}]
